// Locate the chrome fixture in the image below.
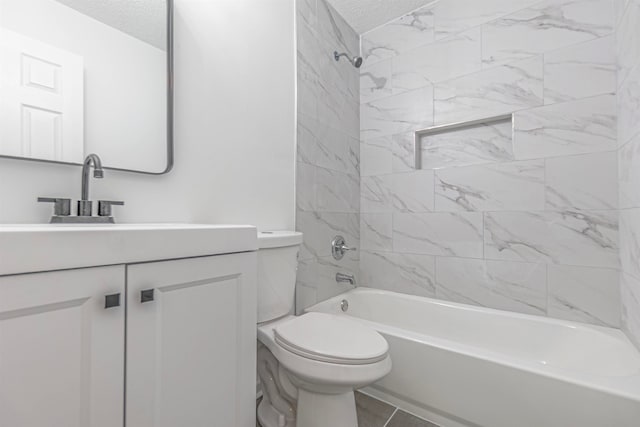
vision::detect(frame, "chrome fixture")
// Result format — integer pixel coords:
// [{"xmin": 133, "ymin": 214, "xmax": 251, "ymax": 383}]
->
[
  {"xmin": 38, "ymin": 154, "xmax": 124, "ymax": 224},
  {"xmin": 331, "ymin": 235, "xmax": 357, "ymax": 260},
  {"xmin": 340, "ymin": 299, "xmax": 349, "ymax": 312},
  {"xmin": 336, "ymin": 272, "xmax": 356, "ymax": 285},
  {"xmin": 37, "ymin": 197, "xmax": 71, "ymax": 217},
  {"xmin": 98, "ymin": 200, "xmax": 125, "ymax": 217},
  {"xmin": 79, "ymin": 154, "xmax": 104, "ymax": 216},
  {"xmin": 413, "ymin": 113, "xmax": 512, "ymax": 170},
  {"xmin": 334, "ymin": 51, "xmax": 363, "ymax": 68}
]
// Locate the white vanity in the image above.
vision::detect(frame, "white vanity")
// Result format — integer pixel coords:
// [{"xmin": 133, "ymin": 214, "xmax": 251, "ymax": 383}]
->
[{"xmin": 0, "ymin": 224, "xmax": 258, "ymax": 427}]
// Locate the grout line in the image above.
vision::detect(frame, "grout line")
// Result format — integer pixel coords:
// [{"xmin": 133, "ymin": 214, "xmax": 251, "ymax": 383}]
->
[
  {"xmin": 433, "ymin": 255, "xmax": 438, "ymax": 296},
  {"xmin": 545, "ymin": 261, "xmax": 550, "ymax": 316},
  {"xmin": 360, "ymin": 1, "xmax": 440, "ymax": 37},
  {"xmin": 383, "ymin": 407, "xmax": 399, "ymax": 427},
  {"xmin": 541, "ymin": 29, "xmax": 546, "ymax": 104},
  {"xmin": 543, "ymin": 157, "xmax": 548, "ymax": 211},
  {"xmin": 123, "ymin": 265, "xmax": 128, "ymax": 427},
  {"xmin": 481, "ymin": 210, "xmax": 485, "ymax": 260},
  {"xmin": 480, "ymin": 22, "xmax": 483, "ymax": 70}
]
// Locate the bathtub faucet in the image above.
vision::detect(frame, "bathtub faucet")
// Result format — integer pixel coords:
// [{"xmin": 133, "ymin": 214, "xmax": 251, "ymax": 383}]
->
[{"xmin": 336, "ymin": 272, "xmax": 356, "ymax": 286}]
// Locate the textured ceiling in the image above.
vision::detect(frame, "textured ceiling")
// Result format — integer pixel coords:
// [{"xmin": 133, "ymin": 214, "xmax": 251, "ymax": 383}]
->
[
  {"xmin": 326, "ymin": 0, "xmax": 437, "ymax": 34},
  {"xmin": 55, "ymin": 0, "xmax": 167, "ymax": 50}
]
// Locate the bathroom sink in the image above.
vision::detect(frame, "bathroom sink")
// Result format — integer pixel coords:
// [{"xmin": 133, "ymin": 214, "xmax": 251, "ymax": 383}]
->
[{"xmin": 0, "ymin": 223, "xmax": 258, "ymax": 275}]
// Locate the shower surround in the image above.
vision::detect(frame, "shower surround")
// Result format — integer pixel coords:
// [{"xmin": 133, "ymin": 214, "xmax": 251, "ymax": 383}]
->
[
  {"xmin": 294, "ymin": 0, "xmax": 640, "ymax": 348},
  {"xmin": 618, "ymin": 0, "xmax": 640, "ymax": 349},
  {"xmin": 295, "ymin": 0, "xmax": 361, "ymax": 309},
  {"xmin": 358, "ymin": 0, "xmax": 621, "ymax": 328}
]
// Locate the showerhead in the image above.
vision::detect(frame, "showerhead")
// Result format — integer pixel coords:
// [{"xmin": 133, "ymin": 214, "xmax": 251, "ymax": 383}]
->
[{"xmin": 334, "ymin": 51, "xmax": 363, "ymax": 68}]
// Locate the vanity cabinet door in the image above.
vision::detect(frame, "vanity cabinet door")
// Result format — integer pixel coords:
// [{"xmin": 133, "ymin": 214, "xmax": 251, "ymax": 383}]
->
[
  {"xmin": 0, "ymin": 266, "xmax": 125, "ymax": 427},
  {"xmin": 126, "ymin": 252, "xmax": 257, "ymax": 427}
]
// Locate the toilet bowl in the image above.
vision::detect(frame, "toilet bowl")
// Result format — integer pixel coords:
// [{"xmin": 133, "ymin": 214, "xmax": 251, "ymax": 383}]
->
[{"xmin": 255, "ymin": 232, "xmax": 391, "ymax": 427}]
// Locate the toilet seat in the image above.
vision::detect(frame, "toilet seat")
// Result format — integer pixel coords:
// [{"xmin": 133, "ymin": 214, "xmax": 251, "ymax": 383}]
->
[
  {"xmin": 255, "ymin": 230, "xmax": 392, "ymax": 427},
  {"xmin": 274, "ymin": 312, "xmax": 388, "ymax": 365},
  {"xmin": 258, "ymin": 314, "xmax": 392, "ymax": 390},
  {"xmin": 257, "ymin": 313, "xmax": 392, "ymax": 427}
]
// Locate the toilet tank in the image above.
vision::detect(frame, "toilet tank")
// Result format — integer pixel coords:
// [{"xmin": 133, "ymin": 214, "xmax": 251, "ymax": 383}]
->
[{"xmin": 257, "ymin": 231, "xmax": 303, "ymax": 323}]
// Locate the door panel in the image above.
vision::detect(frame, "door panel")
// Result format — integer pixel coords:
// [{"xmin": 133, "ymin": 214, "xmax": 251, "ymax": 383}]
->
[
  {"xmin": 126, "ymin": 253, "xmax": 257, "ymax": 427},
  {"xmin": 0, "ymin": 28, "xmax": 84, "ymax": 162},
  {"xmin": 0, "ymin": 266, "xmax": 125, "ymax": 427}
]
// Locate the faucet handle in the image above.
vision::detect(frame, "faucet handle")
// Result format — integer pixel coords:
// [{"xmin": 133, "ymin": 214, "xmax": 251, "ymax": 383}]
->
[
  {"xmin": 98, "ymin": 200, "xmax": 124, "ymax": 217},
  {"xmin": 38, "ymin": 197, "xmax": 71, "ymax": 216},
  {"xmin": 331, "ymin": 235, "xmax": 357, "ymax": 260}
]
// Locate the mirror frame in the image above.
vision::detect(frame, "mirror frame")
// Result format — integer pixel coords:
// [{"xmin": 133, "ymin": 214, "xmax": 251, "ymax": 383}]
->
[{"xmin": 0, "ymin": 0, "xmax": 174, "ymax": 175}]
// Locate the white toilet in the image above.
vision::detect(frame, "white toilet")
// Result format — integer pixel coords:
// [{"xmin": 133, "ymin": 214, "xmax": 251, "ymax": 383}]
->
[{"xmin": 256, "ymin": 231, "xmax": 391, "ymax": 427}]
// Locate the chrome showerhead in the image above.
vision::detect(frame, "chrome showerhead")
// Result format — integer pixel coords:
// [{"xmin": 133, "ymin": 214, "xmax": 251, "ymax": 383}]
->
[{"xmin": 334, "ymin": 51, "xmax": 363, "ymax": 68}]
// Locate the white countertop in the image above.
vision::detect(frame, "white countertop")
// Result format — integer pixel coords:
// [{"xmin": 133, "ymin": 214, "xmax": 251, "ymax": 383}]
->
[{"xmin": 0, "ymin": 223, "xmax": 258, "ymax": 276}]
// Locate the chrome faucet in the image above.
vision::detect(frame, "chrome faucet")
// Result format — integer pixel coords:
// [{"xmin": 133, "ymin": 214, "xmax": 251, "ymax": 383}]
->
[
  {"xmin": 79, "ymin": 154, "xmax": 104, "ymax": 216},
  {"xmin": 38, "ymin": 153, "xmax": 124, "ymax": 224},
  {"xmin": 336, "ymin": 272, "xmax": 356, "ymax": 285}
]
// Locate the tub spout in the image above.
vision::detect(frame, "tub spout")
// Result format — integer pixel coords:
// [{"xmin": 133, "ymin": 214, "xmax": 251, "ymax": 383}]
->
[{"xmin": 336, "ymin": 272, "xmax": 356, "ymax": 285}]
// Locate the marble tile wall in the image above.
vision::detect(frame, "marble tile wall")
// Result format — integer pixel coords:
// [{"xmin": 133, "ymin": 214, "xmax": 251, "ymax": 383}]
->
[
  {"xmin": 359, "ymin": 0, "xmax": 621, "ymax": 327},
  {"xmin": 617, "ymin": 0, "xmax": 640, "ymax": 348},
  {"xmin": 295, "ymin": 0, "xmax": 360, "ymax": 312}
]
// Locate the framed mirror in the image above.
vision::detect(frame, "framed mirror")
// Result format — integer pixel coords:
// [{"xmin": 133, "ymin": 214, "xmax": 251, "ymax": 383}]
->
[{"xmin": 0, "ymin": 0, "xmax": 173, "ymax": 174}]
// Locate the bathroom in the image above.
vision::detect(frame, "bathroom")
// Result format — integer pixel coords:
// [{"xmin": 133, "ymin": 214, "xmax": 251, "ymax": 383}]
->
[{"xmin": 0, "ymin": 0, "xmax": 638, "ymax": 425}]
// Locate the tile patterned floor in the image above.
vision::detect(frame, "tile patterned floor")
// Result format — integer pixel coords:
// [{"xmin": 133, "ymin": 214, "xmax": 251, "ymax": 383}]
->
[
  {"xmin": 257, "ymin": 392, "xmax": 440, "ymax": 427},
  {"xmin": 355, "ymin": 392, "xmax": 440, "ymax": 427}
]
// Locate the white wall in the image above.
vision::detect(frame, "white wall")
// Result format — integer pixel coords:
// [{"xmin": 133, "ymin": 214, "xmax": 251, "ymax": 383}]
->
[{"xmin": 0, "ymin": 0, "xmax": 296, "ymax": 231}]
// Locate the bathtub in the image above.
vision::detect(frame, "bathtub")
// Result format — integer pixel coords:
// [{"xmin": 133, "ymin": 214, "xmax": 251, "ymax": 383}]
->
[{"xmin": 307, "ymin": 288, "xmax": 640, "ymax": 427}]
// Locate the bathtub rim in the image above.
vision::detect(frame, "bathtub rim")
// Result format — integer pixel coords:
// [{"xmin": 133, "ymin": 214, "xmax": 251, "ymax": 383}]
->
[{"xmin": 306, "ymin": 287, "xmax": 640, "ymax": 403}]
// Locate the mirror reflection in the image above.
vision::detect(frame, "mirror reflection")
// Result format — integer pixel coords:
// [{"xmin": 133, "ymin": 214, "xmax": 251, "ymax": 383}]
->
[{"xmin": 0, "ymin": 0, "xmax": 170, "ymax": 173}]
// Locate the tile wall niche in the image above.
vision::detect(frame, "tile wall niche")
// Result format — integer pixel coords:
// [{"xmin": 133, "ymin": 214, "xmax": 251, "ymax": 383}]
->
[
  {"xmin": 295, "ymin": 0, "xmax": 360, "ymax": 311},
  {"xmin": 359, "ymin": 0, "xmax": 621, "ymax": 327},
  {"xmin": 617, "ymin": 0, "xmax": 640, "ymax": 348}
]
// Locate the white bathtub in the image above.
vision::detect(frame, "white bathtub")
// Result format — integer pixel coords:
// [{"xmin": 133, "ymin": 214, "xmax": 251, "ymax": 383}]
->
[{"xmin": 307, "ymin": 288, "xmax": 640, "ymax": 427}]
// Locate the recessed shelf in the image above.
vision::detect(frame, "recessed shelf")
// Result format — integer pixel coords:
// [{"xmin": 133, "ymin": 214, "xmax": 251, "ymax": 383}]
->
[{"xmin": 413, "ymin": 114, "xmax": 513, "ymax": 169}]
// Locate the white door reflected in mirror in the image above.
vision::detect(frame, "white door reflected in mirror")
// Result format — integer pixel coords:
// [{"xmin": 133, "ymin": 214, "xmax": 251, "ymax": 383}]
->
[
  {"xmin": 0, "ymin": 29, "xmax": 84, "ymax": 163},
  {"xmin": 0, "ymin": 0, "xmax": 170, "ymax": 174}
]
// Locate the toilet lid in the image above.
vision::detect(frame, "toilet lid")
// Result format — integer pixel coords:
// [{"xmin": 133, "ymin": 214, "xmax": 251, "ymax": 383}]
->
[{"xmin": 274, "ymin": 312, "xmax": 388, "ymax": 365}]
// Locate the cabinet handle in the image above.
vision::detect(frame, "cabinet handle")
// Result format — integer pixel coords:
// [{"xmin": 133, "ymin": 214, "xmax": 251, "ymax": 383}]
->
[
  {"xmin": 140, "ymin": 289, "xmax": 155, "ymax": 303},
  {"xmin": 104, "ymin": 293, "xmax": 121, "ymax": 309}
]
